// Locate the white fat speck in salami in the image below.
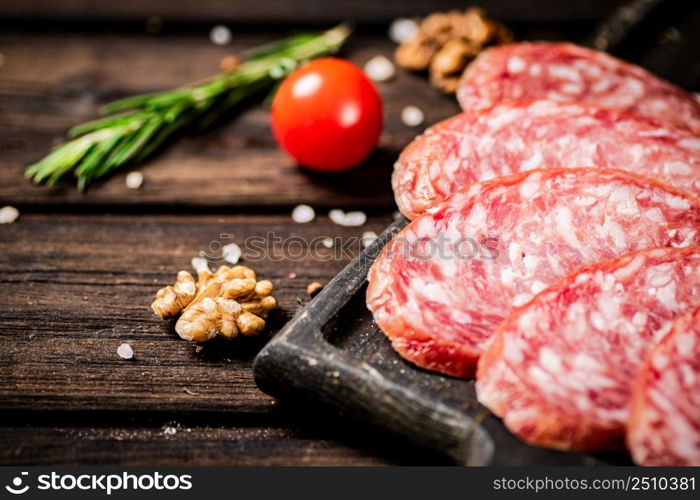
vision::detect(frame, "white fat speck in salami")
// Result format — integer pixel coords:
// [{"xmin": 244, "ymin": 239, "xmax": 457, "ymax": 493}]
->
[
  {"xmin": 392, "ymin": 100, "xmax": 700, "ymax": 219},
  {"xmin": 368, "ymin": 168, "xmax": 700, "ymax": 378},
  {"xmin": 457, "ymin": 42, "xmax": 700, "ymax": 134},
  {"xmin": 477, "ymin": 247, "xmax": 700, "ymax": 452},
  {"xmin": 627, "ymin": 305, "xmax": 700, "ymax": 466}
]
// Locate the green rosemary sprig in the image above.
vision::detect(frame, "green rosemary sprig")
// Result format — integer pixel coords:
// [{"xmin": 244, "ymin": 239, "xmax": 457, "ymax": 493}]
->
[{"xmin": 26, "ymin": 24, "xmax": 351, "ymax": 190}]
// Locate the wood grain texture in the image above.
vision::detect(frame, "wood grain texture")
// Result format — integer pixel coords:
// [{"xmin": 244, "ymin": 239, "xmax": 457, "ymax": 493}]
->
[
  {"xmin": 1, "ymin": 425, "xmax": 400, "ymax": 466},
  {"xmin": 0, "ymin": 26, "xmax": 449, "ymax": 465},
  {"xmin": 2, "ymin": 11, "xmax": 683, "ymax": 465},
  {"xmin": 0, "ymin": 213, "xmax": 391, "ymax": 413},
  {"xmin": 0, "ymin": 31, "xmax": 459, "ymax": 209},
  {"xmin": 0, "ymin": 406, "xmax": 446, "ymax": 466}
]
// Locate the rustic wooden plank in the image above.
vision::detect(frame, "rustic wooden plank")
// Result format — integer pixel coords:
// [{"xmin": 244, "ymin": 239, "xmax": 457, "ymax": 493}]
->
[
  {"xmin": 0, "ymin": 0, "xmax": 625, "ymax": 24},
  {"xmin": 0, "ymin": 32, "xmax": 459, "ymax": 208},
  {"xmin": 0, "ymin": 408, "xmax": 447, "ymax": 465},
  {"xmin": 1, "ymin": 425, "xmax": 398, "ymax": 466},
  {"xmin": 0, "ymin": 213, "xmax": 392, "ymax": 412},
  {"xmin": 253, "ymin": 219, "xmax": 624, "ymax": 465}
]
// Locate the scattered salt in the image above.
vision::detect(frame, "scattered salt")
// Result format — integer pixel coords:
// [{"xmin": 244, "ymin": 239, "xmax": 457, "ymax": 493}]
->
[
  {"xmin": 222, "ymin": 243, "xmax": 242, "ymax": 264},
  {"xmin": 287, "ymin": 272, "xmax": 297, "ymax": 279},
  {"xmin": 361, "ymin": 231, "xmax": 378, "ymax": 247},
  {"xmin": 364, "ymin": 55, "xmax": 395, "ymax": 82},
  {"xmin": 328, "ymin": 209, "xmax": 366, "ymax": 227},
  {"xmin": 0, "ymin": 206, "xmax": 19, "ymax": 224},
  {"xmin": 292, "ymin": 204, "xmax": 315, "ymax": 223},
  {"xmin": 191, "ymin": 257, "xmax": 209, "ymax": 272},
  {"xmin": 322, "ymin": 237, "xmax": 333, "ymax": 248},
  {"xmin": 201, "ymin": 297, "xmax": 216, "ymax": 312},
  {"xmin": 389, "ymin": 18, "xmax": 419, "ymax": 43},
  {"xmin": 125, "ymin": 171, "xmax": 144, "ymax": 189},
  {"xmin": 401, "ymin": 105, "xmax": 424, "ymax": 127},
  {"xmin": 117, "ymin": 343, "xmax": 134, "ymax": 360},
  {"xmin": 163, "ymin": 426, "xmax": 177, "ymax": 436},
  {"xmin": 210, "ymin": 25, "xmax": 232, "ymax": 46},
  {"xmin": 328, "ymin": 209, "xmax": 346, "ymax": 225}
]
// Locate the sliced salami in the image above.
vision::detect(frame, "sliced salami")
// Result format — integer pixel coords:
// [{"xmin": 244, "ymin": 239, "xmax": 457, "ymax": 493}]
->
[
  {"xmin": 627, "ymin": 305, "xmax": 700, "ymax": 465},
  {"xmin": 476, "ymin": 247, "xmax": 700, "ymax": 452},
  {"xmin": 457, "ymin": 42, "xmax": 700, "ymax": 134},
  {"xmin": 393, "ymin": 100, "xmax": 700, "ymax": 219},
  {"xmin": 367, "ymin": 168, "xmax": 700, "ymax": 378}
]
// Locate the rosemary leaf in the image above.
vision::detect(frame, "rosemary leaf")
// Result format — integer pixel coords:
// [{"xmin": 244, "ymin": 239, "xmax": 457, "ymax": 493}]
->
[
  {"xmin": 68, "ymin": 111, "xmax": 142, "ymax": 137},
  {"xmin": 25, "ymin": 24, "xmax": 351, "ymax": 189}
]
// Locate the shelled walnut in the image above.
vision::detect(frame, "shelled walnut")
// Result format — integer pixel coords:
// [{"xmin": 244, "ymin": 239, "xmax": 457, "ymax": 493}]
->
[
  {"xmin": 395, "ymin": 7, "xmax": 512, "ymax": 93},
  {"xmin": 151, "ymin": 265, "xmax": 277, "ymax": 342}
]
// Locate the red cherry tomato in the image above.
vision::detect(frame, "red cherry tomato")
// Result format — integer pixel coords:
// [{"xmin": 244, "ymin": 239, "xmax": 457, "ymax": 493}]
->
[{"xmin": 271, "ymin": 58, "xmax": 383, "ymax": 171}]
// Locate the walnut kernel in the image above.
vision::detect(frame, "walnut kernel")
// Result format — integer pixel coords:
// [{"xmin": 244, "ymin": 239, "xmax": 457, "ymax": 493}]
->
[{"xmin": 151, "ymin": 265, "xmax": 276, "ymax": 342}]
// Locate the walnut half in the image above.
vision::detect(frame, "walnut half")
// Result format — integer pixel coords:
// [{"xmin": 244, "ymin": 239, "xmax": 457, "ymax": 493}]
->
[
  {"xmin": 430, "ymin": 39, "xmax": 479, "ymax": 93},
  {"xmin": 151, "ymin": 265, "xmax": 277, "ymax": 342},
  {"xmin": 395, "ymin": 7, "xmax": 512, "ymax": 94}
]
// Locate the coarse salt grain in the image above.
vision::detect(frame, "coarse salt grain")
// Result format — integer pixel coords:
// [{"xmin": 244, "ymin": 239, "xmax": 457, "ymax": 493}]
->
[
  {"xmin": 222, "ymin": 243, "xmax": 242, "ymax": 264},
  {"xmin": 210, "ymin": 25, "xmax": 232, "ymax": 46},
  {"xmin": 401, "ymin": 105, "xmax": 424, "ymax": 127},
  {"xmin": 361, "ymin": 231, "xmax": 378, "ymax": 247},
  {"xmin": 163, "ymin": 426, "xmax": 177, "ymax": 435},
  {"xmin": 292, "ymin": 204, "xmax": 315, "ymax": 223},
  {"xmin": 0, "ymin": 206, "xmax": 19, "ymax": 224},
  {"xmin": 328, "ymin": 209, "xmax": 346, "ymax": 225},
  {"xmin": 191, "ymin": 257, "xmax": 209, "ymax": 272},
  {"xmin": 288, "ymin": 272, "xmax": 297, "ymax": 279},
  {"xmin": 328, "ymin": 209, "xmax": 366, "ymax": 227},
  {"xmin": 364, "ymin": 55, "xmax": 395, "ymax": 82},
  {"xmin": 322, "ymin": 237, "xmax": 333, "ymax": 248},
  {"xmin": 117, "ymin": 343, "xmax": 134, "ymax": 360},
  {"xmin": 389, "ymin": 18, "xmax": 419, "ymax": 44},
  {"xmin": 125, "ymin": 171, "xmax": 144, "ymax": 189},
  {"xmin": 343, "ymin": 211, "xmax": 367, "ymax": 226}
]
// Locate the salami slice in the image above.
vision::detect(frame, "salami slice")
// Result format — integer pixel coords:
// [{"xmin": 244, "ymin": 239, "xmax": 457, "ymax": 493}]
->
[
  {"xmin": 476, "ymin": 247, "xmax": 700, "ymax": 452},
  {"xmin": 627, "ymin": 305, "xmax": 700, "ymax": 466},
  {"xmin": 393, "ymin": 100, "xmax": 700, "ymax": 219},
  {"xmin": 457, "ymin": 42, "xmax": 700, "ymax": 134},
  {"xmin": 367, "ymin": 168, "xmax": 700, "ymax": 378}
]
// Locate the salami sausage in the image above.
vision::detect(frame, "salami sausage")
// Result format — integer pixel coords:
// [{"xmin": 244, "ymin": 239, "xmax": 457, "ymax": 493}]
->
[
  {"xmin": 476, "ymin": 247, "xmax": 700, "ymax": 452},
  {"xmin": 627, "ymin": 305, "xmax": 700, "ymax": 466},
  {"xmin": 457, "ymin": 42, "xmax": 700, "ymax": 134},
  {"xmin": 393, "ymin": 100, "xmax": 700, "ymax": 219},
  {"xmin": 367, "ymin": 168, "xmax": 700, "ymax": 378}
]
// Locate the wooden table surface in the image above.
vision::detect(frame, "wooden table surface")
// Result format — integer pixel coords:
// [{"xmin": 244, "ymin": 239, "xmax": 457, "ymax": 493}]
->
[
  {"xmin": 0, "ymin": 21, "xmax": 470, "ymax": 465},
  {"xmin": 0, "ymin": 4, "xmax": 655, "ymax": 465}
]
